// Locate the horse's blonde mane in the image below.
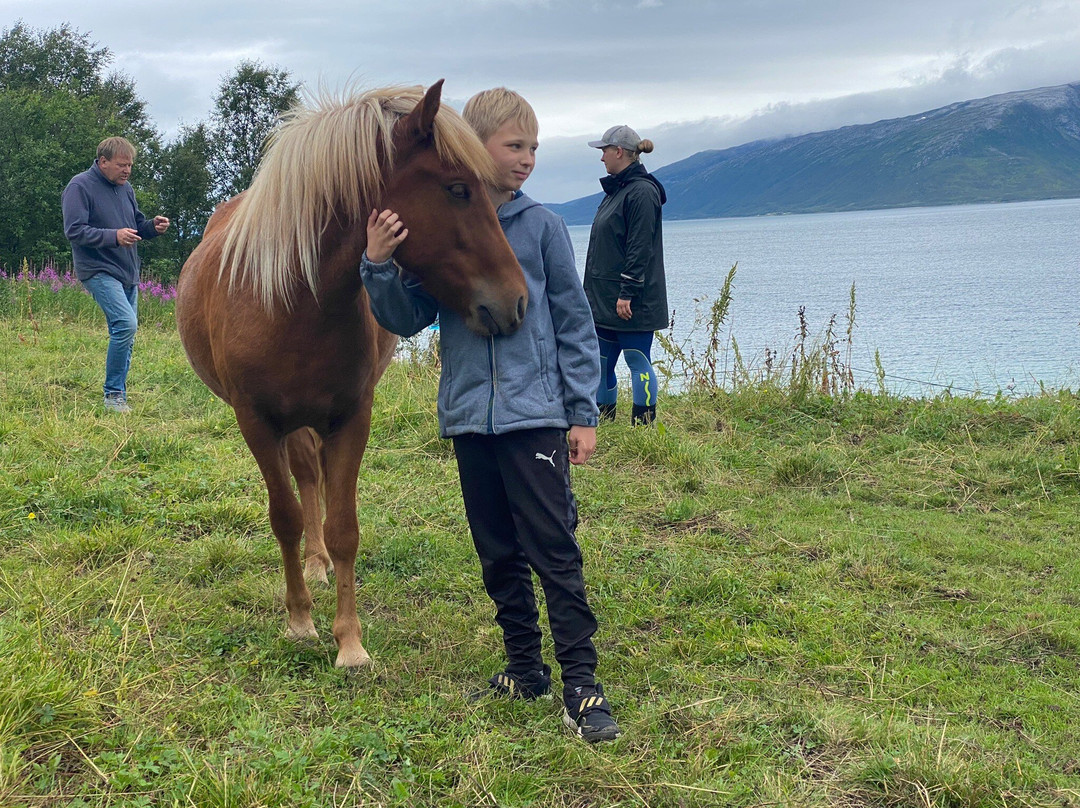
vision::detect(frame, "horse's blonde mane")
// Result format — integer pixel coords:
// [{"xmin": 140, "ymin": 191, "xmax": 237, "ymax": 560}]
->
[{"xmin": 218, "ymin": 85, "xmax": 500, "ymax": 310}]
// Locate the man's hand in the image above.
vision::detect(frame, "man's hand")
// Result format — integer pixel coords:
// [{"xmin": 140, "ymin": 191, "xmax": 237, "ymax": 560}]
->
[
  {"xmin": 366, "ymin": 208, "xmax": 408, "ymax": 263},
  {"xmin": 153, "ymin": 216, "xmax": 170, "ymax": 234},
  {"xmin": 567, "ymin": 425, "xmax": 597, "ymax": 466},
  {"xmin": 616, "ymin": 298, "xmax": 632, "ymax": 320},
  {"xmin": 116, "ymin": 228, "xmax": 141, "ymax": 247}
]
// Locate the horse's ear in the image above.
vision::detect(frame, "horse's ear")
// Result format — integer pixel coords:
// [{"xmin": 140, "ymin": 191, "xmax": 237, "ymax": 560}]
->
[
  {"xmin": 419, "ymin": 80, "xmax": 443, "ymax": 133},
  {"xmin": 406, "ymin": 79, "xmax": 444, "ymax": 145}
]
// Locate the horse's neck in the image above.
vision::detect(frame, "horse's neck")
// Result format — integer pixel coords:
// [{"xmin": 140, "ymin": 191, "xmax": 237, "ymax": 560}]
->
[{"xmin": 314, "ymin": 224, "xmax": 367, "ymax": 307}]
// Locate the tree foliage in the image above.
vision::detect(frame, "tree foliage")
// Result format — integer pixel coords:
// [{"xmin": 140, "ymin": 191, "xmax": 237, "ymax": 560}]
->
[
  {"xmin": 0, "ymin": 90, "xmax": 125, "ymax": 261},
  {"xmin": 144, "ymin": 62, "xmax": 300, "ymax": 280},
  {"xmin": 0, "ymin": 22, "xmax": 158, "ymax": 268},
  {"xmin": 0, "ymin": 23, "xmax": 303, "ymax": 280},
  {"xmin": 209, "ymin": 60, "xmax": 300, "ymax": 201},
  {"xmin": 2, "ymin": 22, "xmax": 110, "ymax": 95},
  {"xmin": 154, "ymin": 124, "xmax": 215, "ymax": 268}
]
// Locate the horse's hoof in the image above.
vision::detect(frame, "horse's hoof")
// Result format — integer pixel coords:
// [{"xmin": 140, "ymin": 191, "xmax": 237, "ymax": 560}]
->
[
  {"xmin": 285, "ymin": 623, "xmax": 318, "ymax": 643},
  {"xmin": 304, "ymin": 563, "xmax": 330, "ymax": 586},
  {"xmin": 335, "ymin": 647, "xmax": 372, "ymax": 671}
]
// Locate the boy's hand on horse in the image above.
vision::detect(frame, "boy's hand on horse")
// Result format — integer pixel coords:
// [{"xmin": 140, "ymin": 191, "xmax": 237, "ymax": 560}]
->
[{"xmin": 366, "ymin": 208, "xmax": 409, "ymax": 263}]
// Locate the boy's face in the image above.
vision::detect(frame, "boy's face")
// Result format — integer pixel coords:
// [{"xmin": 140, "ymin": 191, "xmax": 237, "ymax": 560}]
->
[{"xmin": 483, "ymin": 121, "xmax": 538, "ymax": 192}]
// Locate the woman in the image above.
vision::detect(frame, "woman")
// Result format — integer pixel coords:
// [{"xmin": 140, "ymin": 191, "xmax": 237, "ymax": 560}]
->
[{"xmin": 582, "ymin": 125, "xmax": 668, "ymax": 425}]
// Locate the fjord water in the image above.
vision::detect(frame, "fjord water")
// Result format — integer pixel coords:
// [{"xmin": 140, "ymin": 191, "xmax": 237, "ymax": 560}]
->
[{"xmin": 567, "ymin": 198, "xmax": 1080, "ymax": 396}]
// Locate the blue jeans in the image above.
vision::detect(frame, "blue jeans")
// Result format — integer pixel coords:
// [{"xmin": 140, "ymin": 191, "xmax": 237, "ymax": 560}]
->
[{"xmin": 82, "ymin": 273, "xmax": 138, "ymax": 398}]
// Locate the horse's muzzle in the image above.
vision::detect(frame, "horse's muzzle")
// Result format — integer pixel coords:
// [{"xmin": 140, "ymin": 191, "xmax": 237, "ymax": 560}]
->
[{"xmin": 473, "ymin": 294, "xmax": 526, "ymax": 337}]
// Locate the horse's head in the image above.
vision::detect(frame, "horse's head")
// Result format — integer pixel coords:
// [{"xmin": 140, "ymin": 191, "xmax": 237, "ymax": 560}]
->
[{"xmin": 382, "ymin": 81, "xmax": 528, "ymax": 337}]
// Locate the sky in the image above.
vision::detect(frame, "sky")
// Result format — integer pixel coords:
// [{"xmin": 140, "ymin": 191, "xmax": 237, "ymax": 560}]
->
[{"xmin": 5, "ymin": 0, "xmax": 1080, "ymax": 203}]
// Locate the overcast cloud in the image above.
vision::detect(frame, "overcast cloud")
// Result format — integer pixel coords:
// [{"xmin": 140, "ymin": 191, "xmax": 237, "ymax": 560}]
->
[{"xmin": 5, "ymin": 0, "xmax": 1080, "ymax": 202}]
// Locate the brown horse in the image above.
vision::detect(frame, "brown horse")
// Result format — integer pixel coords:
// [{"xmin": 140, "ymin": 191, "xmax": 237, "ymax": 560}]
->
[{"xmin": 176, "ymin": 81, "xmax": 527, "ymax": 669}]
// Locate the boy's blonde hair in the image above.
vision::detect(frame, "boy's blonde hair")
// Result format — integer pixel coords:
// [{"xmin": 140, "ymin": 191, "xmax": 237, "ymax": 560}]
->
[{"xmin": 462, "ymin": 87, "xmax": 538, "ymax": 142}]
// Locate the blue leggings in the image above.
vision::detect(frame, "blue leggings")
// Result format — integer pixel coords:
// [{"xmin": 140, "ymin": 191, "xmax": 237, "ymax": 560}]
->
[{"xmin": 595, "ymin": 326, "xmax": 658, "ymax": 407}]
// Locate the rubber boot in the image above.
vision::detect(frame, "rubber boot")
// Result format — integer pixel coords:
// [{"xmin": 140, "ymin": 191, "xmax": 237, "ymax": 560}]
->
[
  {"xmin": 631, "ymin": 404, "xmax": 656, "ymax": 426},
  {"xmin": 598, "ymin": 403, "xmax": 617, "ymax": 422}
]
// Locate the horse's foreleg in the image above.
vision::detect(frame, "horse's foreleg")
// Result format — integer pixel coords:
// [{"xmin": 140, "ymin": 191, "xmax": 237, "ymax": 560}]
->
[
  {"xmin": 321, "ymin": 409, "xmax": 374, "ymax": 669},
  {"xmin": 235, "ymin": 409, "xmax": 318, "ymax": 642},
  {"xmin": 286, "ymin": 428, "xmax": 331, "ymax": 585}
]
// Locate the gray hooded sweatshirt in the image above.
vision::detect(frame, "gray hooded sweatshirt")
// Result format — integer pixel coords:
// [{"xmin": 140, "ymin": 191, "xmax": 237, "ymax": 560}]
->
[{"xmin": 359, "ymin": 192, "xmax": 600, "ymax": 437}]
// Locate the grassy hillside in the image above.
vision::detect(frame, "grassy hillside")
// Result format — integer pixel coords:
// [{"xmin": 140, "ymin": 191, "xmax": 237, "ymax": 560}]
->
[{"xmin": 4, "ymin": 280, "xmax": 1080, "ymax": 806}]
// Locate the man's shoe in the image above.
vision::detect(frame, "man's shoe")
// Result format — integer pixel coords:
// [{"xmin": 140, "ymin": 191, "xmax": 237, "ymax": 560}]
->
[
  {"xmin": 469, "ymin": 664, "xmax": 551, "ymax": 702},
  {"xmin": 104, "ymin": 394, "xmax": 131, "ymax": 413},
  {"xmin": 563, "ymin": 683, "xmax": 620, "ymax": 742}
]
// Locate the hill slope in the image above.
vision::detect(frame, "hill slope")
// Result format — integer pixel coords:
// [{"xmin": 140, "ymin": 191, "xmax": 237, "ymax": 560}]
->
[{"xmin": 549, "ymin": 82, "xmax": 1080, "ymax": 224}]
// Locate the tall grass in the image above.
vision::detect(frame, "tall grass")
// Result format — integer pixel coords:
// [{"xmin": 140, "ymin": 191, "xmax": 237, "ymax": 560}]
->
[
  {"xmin": 656, "ymin": 265, "xmax": 861, "ymax": 406},
  {"xmin": 0, "ymin": 261, "xmax": 177, "ymax": 332},
  {"xmin": 3, "ymin": 271, "xmax": 1080, "ymax": 806}
]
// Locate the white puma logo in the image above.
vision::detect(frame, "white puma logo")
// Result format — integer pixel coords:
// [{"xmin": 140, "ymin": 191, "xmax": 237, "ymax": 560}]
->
[{"xmin": 535, "ymin": 450, "xmax": 556, "ymax": 467}]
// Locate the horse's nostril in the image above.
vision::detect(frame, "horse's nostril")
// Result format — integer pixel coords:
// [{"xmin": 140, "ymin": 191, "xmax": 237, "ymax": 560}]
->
[
  {"xmin": 516, "ymin": 296, "xmax": 526, "ymax": 322},
  {"xmin": 476, "ymin": 305, "xmax": 499, "ymax": 336}
]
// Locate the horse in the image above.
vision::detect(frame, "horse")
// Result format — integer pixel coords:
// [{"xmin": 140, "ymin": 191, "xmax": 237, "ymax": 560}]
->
[{"xmin": 176, "ymin": 81, "xmax": 528, "ymax": 670}]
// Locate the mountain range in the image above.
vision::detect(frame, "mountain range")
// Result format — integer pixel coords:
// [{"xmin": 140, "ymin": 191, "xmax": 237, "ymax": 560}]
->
[{"xmin": 547, "ymin": 82, "xmax": 1080, "ymax": 225}]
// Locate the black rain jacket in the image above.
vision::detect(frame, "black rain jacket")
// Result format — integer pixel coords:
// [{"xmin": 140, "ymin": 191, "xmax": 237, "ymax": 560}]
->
[{"xmin": 582, "ymin": 161, "xmax": 669, "ymax": 332}]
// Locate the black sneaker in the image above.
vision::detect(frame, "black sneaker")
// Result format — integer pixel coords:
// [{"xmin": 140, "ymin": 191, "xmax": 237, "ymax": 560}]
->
[
  {"xmin": 562, "ymin": 683, "xmax": 620, "ymax": 742},
  {"xmin": 469, "ymin": 664, "xmax": 551, "ymax": 702}
]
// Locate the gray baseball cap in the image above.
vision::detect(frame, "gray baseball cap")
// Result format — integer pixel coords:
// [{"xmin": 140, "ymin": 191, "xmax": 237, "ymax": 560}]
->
[{"xmin": 588, "ymin": 125, "xmax": 642, "ymax": 150}]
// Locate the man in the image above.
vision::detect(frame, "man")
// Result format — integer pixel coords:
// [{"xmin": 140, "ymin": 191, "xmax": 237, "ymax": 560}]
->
[{"xmin": 62, "ymin": 136, "xmax": 169, "ymax": 413}]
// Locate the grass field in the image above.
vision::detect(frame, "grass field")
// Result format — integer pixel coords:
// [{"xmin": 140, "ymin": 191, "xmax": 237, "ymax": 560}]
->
[{"xmin": 3, "ymin": 279, "xmax": 1080, "ymax": 806}]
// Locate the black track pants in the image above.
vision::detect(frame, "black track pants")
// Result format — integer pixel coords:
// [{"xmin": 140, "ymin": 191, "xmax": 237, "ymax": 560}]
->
[{"xmin": 453, "ymin": 428, "xmax": 598, "ymax": 692}]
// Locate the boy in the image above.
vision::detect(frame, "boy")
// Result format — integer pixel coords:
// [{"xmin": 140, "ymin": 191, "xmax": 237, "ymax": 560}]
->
[{"xmin": 358, "ymin": 88, "xmax": 619, "ymax": 743}]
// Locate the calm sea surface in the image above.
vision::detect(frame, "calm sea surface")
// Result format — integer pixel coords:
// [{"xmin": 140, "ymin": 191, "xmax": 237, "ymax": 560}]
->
[{"xmin": 567, "ymin": 198, "xmax": 1080, "ymax": 396}]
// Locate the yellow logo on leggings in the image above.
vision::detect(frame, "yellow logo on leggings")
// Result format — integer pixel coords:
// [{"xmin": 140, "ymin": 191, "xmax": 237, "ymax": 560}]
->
[{"xmin": 639, "ymin": 373, "xmax": 653, "ymax": 406}]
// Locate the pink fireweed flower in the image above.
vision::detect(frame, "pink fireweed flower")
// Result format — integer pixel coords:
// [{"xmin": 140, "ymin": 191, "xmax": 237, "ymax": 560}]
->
[{"xmin": 3, "ymin": 264, "xmax": 176, "ymax": 303}]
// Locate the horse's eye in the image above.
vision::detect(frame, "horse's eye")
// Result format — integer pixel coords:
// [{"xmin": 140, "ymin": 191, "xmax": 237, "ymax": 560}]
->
[{"xmin": 448, "ymin": 183, "xmax": 470, "ymax": 200}]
